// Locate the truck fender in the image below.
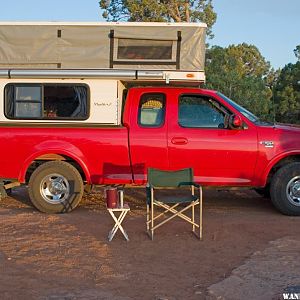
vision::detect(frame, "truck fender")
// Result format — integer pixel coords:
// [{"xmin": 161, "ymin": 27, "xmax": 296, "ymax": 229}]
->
[{"xmin": 18, "ymin": 142, "xmax": 91, "ymax": 183}]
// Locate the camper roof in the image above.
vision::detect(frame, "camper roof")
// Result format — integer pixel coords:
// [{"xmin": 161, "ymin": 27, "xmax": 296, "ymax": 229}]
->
[
  {"xmin": 0, "ymin": 22, "xmax": 206, "ymax": 72},
  {"xmin": 0, "ymin": 21, "xmax": 207, "ymax": 27}
]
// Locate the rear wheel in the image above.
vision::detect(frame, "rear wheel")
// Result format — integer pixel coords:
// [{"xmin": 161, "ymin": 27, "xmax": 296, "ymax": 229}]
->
[
  {"xmin": 270, "ymin": 162, "xmax": 300, "ymax": 216},
  {"xmin": 28, "ymin": 161, "xmax": 83, "ymax": 213}
]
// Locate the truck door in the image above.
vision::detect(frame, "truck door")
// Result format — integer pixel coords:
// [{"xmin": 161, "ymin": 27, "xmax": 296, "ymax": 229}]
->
[
  {"xmin": 128, "ymin": 90, "xmax": 169, "ymax": 184},
  {"xmin": 168, "ymin": 91, "xmax": 258, "ymax": 186}
]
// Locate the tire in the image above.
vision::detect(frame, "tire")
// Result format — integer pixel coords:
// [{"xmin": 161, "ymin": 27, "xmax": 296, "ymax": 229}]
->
[
  {"xmin": 28, "ymin": 161, "xmax": 84, "ymax": 213},
  {"xmin": 270, "ymin": 162, "xmax": 300, "ymax": 216}
]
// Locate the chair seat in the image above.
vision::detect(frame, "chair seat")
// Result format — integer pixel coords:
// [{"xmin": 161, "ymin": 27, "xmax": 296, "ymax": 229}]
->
[{"xmin": 154, "ymin": 194, "xmax": 198, "ymax": 204}]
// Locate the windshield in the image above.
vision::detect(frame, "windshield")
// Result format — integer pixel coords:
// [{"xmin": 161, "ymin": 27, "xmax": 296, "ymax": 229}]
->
[{"xmin": 217, "ymin": 92, "xmax": 260, "ymax": 123}]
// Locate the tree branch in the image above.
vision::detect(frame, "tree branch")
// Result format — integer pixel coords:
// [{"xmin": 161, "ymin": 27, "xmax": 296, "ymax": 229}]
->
[
  {"xmin": 167, "ymin": 0, "xmax": 182, "ymax": 22},
  {"xmin": 185, "ymin": 0, "xmax": 190, "ymax": 22}
]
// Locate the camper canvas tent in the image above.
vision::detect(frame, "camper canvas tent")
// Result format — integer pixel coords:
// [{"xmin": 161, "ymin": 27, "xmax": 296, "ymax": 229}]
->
[{"xmin": 0, "ymin": 22, "xmax": 206, "ymax": 72}]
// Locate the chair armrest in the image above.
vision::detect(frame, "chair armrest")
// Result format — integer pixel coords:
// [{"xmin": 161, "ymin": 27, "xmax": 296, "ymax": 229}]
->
[{"xmin": 178, "ymin": 182, "xmax": 200, "ymax": 188}]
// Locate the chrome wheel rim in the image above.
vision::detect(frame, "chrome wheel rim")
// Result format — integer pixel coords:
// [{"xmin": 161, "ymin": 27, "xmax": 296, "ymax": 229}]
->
[
  {"xmin": 286, "ymin": 176, "xmax": 300, "ymax": 207},
  {"xmin": 40, "ymin": 173, "xmax": 70, "ymax": 204}
]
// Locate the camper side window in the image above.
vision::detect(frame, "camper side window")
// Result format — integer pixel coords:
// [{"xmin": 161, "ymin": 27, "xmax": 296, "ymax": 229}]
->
[
  {"xmin": 5, "ymin": 84, "xmax": 88, "ymax": 120},
  {"xmin": 117, "ymin": 39, "xmax": 173, "ymax": 60}
]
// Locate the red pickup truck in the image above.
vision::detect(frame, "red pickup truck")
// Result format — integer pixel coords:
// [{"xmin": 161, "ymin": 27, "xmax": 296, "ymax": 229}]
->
[{"xmin": 1, "ymin": 85, "xmax": 300, "ymax": 216}]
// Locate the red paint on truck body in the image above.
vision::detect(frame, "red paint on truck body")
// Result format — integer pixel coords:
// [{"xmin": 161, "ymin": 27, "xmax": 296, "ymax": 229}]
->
[
  {"xmin": 1, "ymin": 87, "xmax": 300, "ymax": 187},
  {"xmin": 0, "ymin": 127, "xmax": 132, "ymax": 184}
]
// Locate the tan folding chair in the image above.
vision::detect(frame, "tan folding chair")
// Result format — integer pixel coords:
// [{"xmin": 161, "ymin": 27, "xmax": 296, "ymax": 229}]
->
[{"xmin": 146, "ymin": 168, "xmax": 203, "ymax": 240}]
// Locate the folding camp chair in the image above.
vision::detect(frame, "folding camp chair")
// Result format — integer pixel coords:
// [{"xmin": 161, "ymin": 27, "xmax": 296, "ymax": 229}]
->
[{"xmin": 146, "ymin": 168, "xmax": 203, "ymax": 240}]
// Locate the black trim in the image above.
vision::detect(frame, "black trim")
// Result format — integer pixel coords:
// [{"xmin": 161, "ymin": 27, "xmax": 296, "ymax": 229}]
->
[
  {"xmin": 112, "ymin": 37, "xmax": 176, "ymax": 41},
  {"xmin": 176, "ymin": 31, "xmax": 182, "ymax": 70},
  {"xmin": 0, "ymin": 122, "xmax": 123, "ymax": 128},
  {"xmin": 113, "ymin": 61, "xmax": 177, "ymax": 66},
  {"xmin": 109, "ymin": 30, "xmax": 114, "ymax": 69}
]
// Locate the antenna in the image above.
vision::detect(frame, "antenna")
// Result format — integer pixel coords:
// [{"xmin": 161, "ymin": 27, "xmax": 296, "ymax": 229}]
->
[{"xmin": 272, "ymin": 84, "xmax": 276, "ymax": 124}]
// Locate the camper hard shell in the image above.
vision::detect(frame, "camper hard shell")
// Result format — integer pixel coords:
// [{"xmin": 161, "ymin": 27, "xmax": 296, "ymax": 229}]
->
[{"xmin": 1, "ymin": 22, "xmax": 300, "ymax": 216}]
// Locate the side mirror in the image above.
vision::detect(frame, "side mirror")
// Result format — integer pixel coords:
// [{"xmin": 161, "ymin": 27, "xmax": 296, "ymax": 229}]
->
[{"xmin": 229, "ymin": 115, "xmax": 243, "ymax": 129}]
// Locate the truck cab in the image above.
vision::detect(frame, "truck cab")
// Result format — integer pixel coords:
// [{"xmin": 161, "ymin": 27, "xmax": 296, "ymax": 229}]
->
[{"xmin": 124, "ymin": 86, "xmax": 300, "ymax": 216}]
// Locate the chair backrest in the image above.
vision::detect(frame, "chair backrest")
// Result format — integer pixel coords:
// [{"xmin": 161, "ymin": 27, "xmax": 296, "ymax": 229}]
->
[{"xmin": 147, "ymin": 168, "xmax": 193, "ymax": 187}]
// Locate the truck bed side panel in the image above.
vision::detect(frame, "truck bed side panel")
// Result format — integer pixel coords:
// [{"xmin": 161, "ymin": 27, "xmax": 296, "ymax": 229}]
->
[{"xmin": 0, "ymin": 126, "xmax": 131, "ymax": 184}]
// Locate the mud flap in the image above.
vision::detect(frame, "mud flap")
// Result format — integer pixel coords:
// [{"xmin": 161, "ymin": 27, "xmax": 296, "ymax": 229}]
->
[
  {"xmin": 0, "ymin": 181, "xmax": 7, "ymax": 199},
  {"xmin": 0, "ymin": 180, "xmax": 20, "ymax": 199}
]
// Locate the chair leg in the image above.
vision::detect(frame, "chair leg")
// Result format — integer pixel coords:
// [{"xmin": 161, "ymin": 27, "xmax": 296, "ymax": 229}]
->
[
  {"xmin": 192, "ymin": 201, "xmax": 195, "ymax": 233},
  {"xmin": 151, "ymin": 188, "xmax": 154, "ymax": 240},
  {"xmin": 199, "ymin": 187, "xmax": 203, "ymax": 240},
  {"xmin": 146, "ymin": 203, "xmax": 149, "ymax": 231},
  {"xmin": 147, "ymin": 186, "xmax": 203, "ymax": 241}
]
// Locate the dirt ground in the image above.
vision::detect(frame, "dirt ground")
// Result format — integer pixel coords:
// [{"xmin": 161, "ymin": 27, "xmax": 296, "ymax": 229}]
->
[{"xmin": 0, "ymin": 187, "xmax": 300, "ymax": 300}]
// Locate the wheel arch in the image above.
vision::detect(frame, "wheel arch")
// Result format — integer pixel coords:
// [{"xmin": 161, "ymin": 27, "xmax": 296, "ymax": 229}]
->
[
  {"xmin": 19, "ymin": 150, "xmax": 91, "ymax": 184},
  {"xmin": 263, "ymin": 153, "xmax": 300, "ymax": 187}
]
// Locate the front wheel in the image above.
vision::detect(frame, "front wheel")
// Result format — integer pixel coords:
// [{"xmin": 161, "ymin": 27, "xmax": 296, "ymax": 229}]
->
[
  {"xmin": 28, "ymin": 161, "xmax": 84, "ymax": 213},
  {"xmin": 270, "ymin": 162, "xmax": 300, "ymax": 216}
]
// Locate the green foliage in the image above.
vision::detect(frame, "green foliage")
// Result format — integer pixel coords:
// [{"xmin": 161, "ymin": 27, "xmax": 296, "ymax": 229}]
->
[
  {"xmin": 205, "ymin": 44, "xmax": 272, "ymax": 120},
  {"xmin": 99, "ymin": 0, "xmax": 217, "ymax": 38},
  {"xmin": 294, "ymin": 45, "xmax": 300, "ymax": 61},
  {"xmin": 274, "ymin": 62, "xmax": 300, "ymax": 124},
  {"xmin": 226, "ymin": 44, "xmax": 270, "ymax": 77}
]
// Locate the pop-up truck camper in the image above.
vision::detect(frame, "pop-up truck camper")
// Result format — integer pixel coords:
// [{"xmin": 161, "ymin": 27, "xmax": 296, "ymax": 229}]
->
[{"xmin": 0, "ymin": 22, "xmax": 300, "ymax": 216}]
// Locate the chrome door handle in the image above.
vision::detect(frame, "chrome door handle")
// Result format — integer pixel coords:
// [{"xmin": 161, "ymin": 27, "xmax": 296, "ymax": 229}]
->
[{"xmin": 171, "ymin": 137, "xmax": 188, "ymax": 145}]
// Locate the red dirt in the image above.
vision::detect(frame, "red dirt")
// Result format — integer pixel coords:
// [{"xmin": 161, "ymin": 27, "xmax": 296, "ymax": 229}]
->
[{"xmin": 0, "ymin": 187, "xmax": 300, "ymax": 299}]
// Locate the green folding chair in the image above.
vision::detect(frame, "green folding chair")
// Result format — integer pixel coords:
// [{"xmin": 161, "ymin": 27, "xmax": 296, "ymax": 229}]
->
[{"xmin": 146, "ymin": 168, "xmax": 203, "ymax": 240}]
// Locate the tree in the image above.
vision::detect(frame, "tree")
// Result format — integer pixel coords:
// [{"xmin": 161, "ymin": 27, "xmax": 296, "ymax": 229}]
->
[
  {"xmin": 226, "ymin": 43, "xmax": 270, "ymax": 77},
  {"xmin": 294, "ymin": 45, "xmax": 300, "ymax": 61},
  {"xmin": 205, "ymin": 44, "xmax": 272, "ymax": 119},
  {"xmin": 99, "ymin": 0, "xmax": 217, "ymax": 38},
  {"xmin": 274, "ymin": 61, "xmax": 300, "ymax": 123}
]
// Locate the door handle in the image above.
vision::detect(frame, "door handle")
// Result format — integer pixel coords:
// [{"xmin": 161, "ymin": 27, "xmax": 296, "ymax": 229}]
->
[{"xmin": 171, "ymin": 137, "xmax": 188, "ymax": 145}]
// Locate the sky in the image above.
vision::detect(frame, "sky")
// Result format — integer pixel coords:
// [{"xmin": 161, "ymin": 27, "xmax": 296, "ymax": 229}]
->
[{"xmin": 0, "ymin": 0, "xmax": 299, "ymax": 69}]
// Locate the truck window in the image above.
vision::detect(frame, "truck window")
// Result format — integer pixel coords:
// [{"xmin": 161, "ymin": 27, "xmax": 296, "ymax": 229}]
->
[
  {"xmin": 5, "ymin": 84, "xmax": 88, "ymax": 120},
  {"xmin": 138, "ymin": 93, "xmax": 166, "ymax": 127},
  {"xmin": 179, "ymin": 95, "xmax": 226, "ymax": 129}
]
